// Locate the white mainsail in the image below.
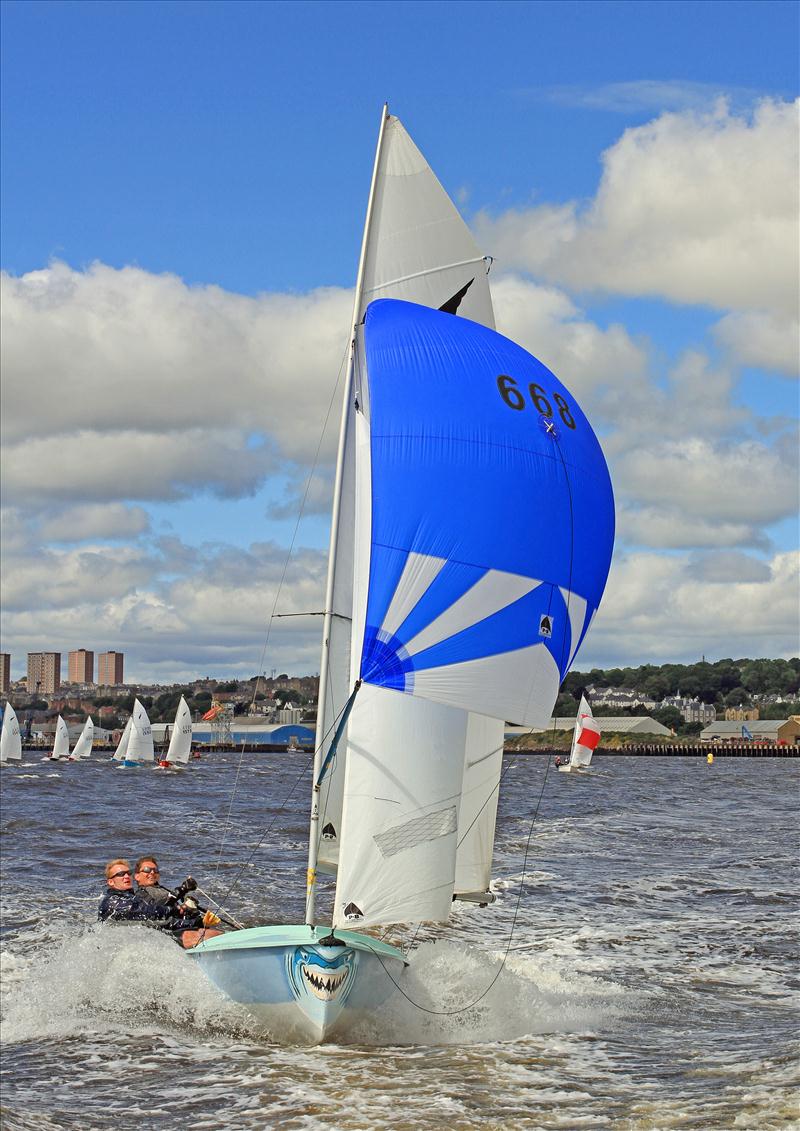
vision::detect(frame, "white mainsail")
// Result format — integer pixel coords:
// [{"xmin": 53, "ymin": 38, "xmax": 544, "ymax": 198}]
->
[
  {"xmin": 569, "ymin": 696, "xmax": 601, "ymax": 770},
  {"xmin": 165, "ymin": 696, "xmax": 193, "ymax": 765},
  {"xmin": 51, "ymin": 715, "xmax": 70, "ymax": 760},
  {"xmin": 0, "ymin": 703, "xmax": 23, "ymax": 762},
  {"xmin": 112, "ymin": 717, "xmax": 133, "ymax": 761},
  {"xmin": 127, "ymin": 698, "xmax": 155, "ymax": 763},
  {"xmin": 320, "ymin": 110, "xmax": 505, "ymax": 930},
  {"xmin": 71, "ymin": 716, "xmax": 94, "ymax": 759}
]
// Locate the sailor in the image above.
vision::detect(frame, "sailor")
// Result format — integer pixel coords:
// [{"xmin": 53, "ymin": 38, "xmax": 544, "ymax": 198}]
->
[
  {"xmin": 98, "ymin": 858, "xmax": 222, "ymax": 948},
  {"xmin": 134, "ymin": 855, "xmax": 222, "ymax": 932},
  {"xmin": 554, "ymin": 756, "xmax": 563, "ymax": 767}
]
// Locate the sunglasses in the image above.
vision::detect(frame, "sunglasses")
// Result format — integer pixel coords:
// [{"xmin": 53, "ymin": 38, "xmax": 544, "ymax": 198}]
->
[
  {"xmin": 138, "ymin": 867, "xmax": 159, "ymax": 875},
  {"xmin": 110, "ymin": 870, "xmax": 132, "ymax": 879}
]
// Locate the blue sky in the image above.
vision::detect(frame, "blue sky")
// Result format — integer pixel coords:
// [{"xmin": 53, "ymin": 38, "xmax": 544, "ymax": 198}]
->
[{"xmin": 1, "ymin": 0, "xmax": 798, "ymax": 683}]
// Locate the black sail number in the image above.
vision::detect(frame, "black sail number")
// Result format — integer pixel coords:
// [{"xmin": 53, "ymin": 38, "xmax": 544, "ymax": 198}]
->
[{"xmin": 496, "ymin": 374, "xmax": 577, "ymax": 429}]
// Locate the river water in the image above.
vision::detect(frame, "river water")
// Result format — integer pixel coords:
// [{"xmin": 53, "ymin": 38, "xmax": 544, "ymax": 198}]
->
[{"xmin": 1, "ymin": 750, "xmax": 797, "ymax": 1130}]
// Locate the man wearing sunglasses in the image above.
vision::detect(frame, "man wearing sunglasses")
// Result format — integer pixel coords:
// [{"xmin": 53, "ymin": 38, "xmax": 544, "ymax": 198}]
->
[
  {"xmin": 135, "ymin": 856, "xmax": 222, "ymax": 929},
  {"xmin": 98, "ymin": 858, "xmax": 222, "ymax": 948}
]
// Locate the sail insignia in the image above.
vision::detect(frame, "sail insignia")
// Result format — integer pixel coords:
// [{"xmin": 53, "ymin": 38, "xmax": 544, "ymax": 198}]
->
[{"xmin": 438, "ymin": 277, "xmax": 474, "ymax": 315}]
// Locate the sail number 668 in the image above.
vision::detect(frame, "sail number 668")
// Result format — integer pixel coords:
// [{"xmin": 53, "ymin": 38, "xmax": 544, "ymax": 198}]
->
[{"xmin": 496, "ymin": 375, "xmax": 576, "ymax": 429}]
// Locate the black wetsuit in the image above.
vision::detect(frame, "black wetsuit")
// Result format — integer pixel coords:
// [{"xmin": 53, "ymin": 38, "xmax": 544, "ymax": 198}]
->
[
  {"xmin": 136, "ymin": 882, "xmax": 173, "ymax": 908},
  {"xmin": 97, "ymin": 888, "xmax": 201, "ymax": 936}
]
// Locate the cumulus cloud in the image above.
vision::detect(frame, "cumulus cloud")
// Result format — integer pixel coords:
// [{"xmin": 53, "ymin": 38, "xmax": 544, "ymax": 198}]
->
[
  {"xmin": 713, "ymin": 309, "xmax": 799, "ymax": 377},
  {"xmin": 613, "ymin": 435, "xmax": 798, "ymax": 525},
  {"xmin": 36, "ymin": 503, "xmax": 151, "ymax": 542},
  {"xmin": 584, "ymin": 549, "xmax": 800, "ymax": 667},
  {"xmin": 475, "ymin": 99, "xmax": 799, "ymax": 316},
  {"xmin": 0, "ymin": 261, "xmax": 352, "ymax": 482}
]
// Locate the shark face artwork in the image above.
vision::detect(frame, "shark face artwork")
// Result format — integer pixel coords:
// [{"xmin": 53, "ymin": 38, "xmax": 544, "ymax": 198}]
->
[{"xmin": 285, "ymin": 945, "xmax": 358, "ymax": 1008}]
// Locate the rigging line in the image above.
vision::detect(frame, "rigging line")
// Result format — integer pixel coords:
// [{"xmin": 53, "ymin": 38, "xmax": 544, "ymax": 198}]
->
[
  {"xmin": 352, "ymin": 748, "xmax": 555, "ymax": 1016},
  {"xmin": 455, "ymin": 738, "xmax": 513, "ymax": 851},
  {"xmin": 343, "ymin": 422, "xmax": 580, "ymax": 1015},
  {"xmin": 214, "ymin": 695, "xmax": 354, "ymax": 910},
  {"xmin": 247, "ymin": 335, "xmax": 352, "ymax": 715},
  {"xmin": 212, "ymin": 338, "xmax": 351, "ymax": 885}
]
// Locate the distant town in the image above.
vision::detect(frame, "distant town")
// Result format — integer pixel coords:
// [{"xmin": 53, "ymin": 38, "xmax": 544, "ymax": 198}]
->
[{"xmin": 1, "ymin": 650, "xmax": 798, "ymax": 750}]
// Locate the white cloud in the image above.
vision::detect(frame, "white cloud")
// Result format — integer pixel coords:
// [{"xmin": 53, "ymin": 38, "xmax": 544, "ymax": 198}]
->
[
  {"xmin": 615, "ymin": 504, "xmax": 770, "ymax": 551},
  {"xmin": 713, "ymin": 309, "xmax": 799, "ymax": 377},
  {"xmin": 614, "ymin": 435, "xmax": 798, "ymax": 525},
  {"xmin": 475, "ymin": 99, "xmax": 799, "ymax": 316},
  {"xmin": 0, "ymin": 260, "xmax": 350, "ymax": 459},
  {"xmin": 583, "ymin": 549, "xmax": 800, "ymax": 667},
  {"xmin": 37, "ymin": 503, "xmax": 150, "ymax": 542}
]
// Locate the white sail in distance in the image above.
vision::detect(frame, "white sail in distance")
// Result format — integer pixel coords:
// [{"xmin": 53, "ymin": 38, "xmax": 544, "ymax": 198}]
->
[
  {"xmin": 127, "ymin": 699, "xmax": 155, "ymax": 763},
  {"xmin": 165, "ymin": 696, "xmax": 193, "ymax": 765},
  {"xmin": 51, "ymin": 715, "xmax": 70, "ymax": 760},
  {"xmin": 569, "ymin": 696, "xmax": 601, "ymax": 769},
  {"xmin": 112, "ymin": 717, "xmax": 133, "ymax": 761},
  {"xmin": 71, "ymin": 716, "xmax": 94, "ymax": 759},
  {"xmin": 0, "ymin": 703, "xmax": 23, "ymax": 762}
]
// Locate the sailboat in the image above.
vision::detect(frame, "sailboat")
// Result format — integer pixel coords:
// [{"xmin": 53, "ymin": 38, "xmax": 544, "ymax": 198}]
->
[
  {"xmin": 557, "ymin": 696, "xmax": 601, "ymax": 773},
  {"xmin": 0, "ymin": 702, "xmax": 23, "ymax": 763},
  {"xmin": 112, "ymin": 716, "xmax": 133, "ymax": 763},
  {"xmin": 190, "ymin": 107, "xmax": 614, "ymax": 1043},
  {"xmin": 71, "ymin": 716, "xmax": 95, "ymax": 760},
  {"xmin": 156, "ymin": 696, "xmax": 193, "ymax": 769},
  {"xmin": 47, "ymin": 715, "xmax": 72, "ymax": 762},
  {"xmin": 113, "ymin": 699, "xmax": 154, "ymax": 767}
]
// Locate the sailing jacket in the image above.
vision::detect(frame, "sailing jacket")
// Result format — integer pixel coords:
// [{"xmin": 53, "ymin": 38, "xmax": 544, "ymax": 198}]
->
[{"xmin": 97, "ymin": 888, "xmax": 201, "ymax": 933}]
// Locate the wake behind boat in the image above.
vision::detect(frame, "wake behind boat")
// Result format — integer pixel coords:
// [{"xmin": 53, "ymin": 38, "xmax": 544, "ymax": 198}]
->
[{"xmin": 190, "ymin": 106, "xmax": 615, "ymax": 1043}]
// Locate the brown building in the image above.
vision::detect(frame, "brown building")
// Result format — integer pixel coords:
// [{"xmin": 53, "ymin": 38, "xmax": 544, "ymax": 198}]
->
[
  {"xmin": 27, "ymin": 652, "xmax": 61, "ymax": 695},
  {"xmin": 68, "ymin": 648, "xmax": 94, "ymax": 684},
  {"xmin": 0, "ymin": 653, "xmax": 10, "ymax": 694},
  {"xmin": 97, "ymin": 651, "xmax": 124, "ymax": 686}
]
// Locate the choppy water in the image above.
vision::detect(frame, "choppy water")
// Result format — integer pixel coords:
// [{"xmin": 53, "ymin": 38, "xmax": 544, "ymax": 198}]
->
[{"xmin": 1, "ymin": 751, "xmax": 798, "ymax": 1130}]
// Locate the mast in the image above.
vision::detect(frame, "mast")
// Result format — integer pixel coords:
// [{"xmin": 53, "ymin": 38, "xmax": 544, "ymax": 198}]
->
[{"xmin": 305, "ymin": 103, "xmax": 390, "ymax": 926}]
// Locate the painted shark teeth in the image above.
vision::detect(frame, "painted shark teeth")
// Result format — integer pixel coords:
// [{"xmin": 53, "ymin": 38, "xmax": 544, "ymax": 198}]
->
[{"xmin": 301, "ymin": 964, "xmax": 349, "ymax": 1000}]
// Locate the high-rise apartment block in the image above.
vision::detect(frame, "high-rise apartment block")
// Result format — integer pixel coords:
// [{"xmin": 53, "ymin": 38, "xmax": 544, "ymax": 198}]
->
[
  {"xmin": 68, "ymin": 648, "xmax": 94, "ymax": 684},
  {"xmin": 27, "ymin": 652, "xmax": 61, "ymax": 695},
  {"xmin": 0, "ymin": 653, "xmax": 10, "ymax": 694},
  {"xmin": 97, "ymin": 651, "xmax": 124, "ymax": 685}
]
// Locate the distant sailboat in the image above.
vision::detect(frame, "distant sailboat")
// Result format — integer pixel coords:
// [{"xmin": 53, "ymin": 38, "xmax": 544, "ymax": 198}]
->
[
  {"xmin": 48, "ymin": 715, "xmax": 72, "ymax": 762},
  {"xmin": 112, "ymin": 717, "xmax": 133, "ymax": 762},
  {"xmin": 0, "ymin": 703, "xmax": 23, "ymax": 763},
  {"xmin": 157, "ymin": 696, "xmax": 192, "ymax": 769},
  {"xmin": 71, "ymin": 716, "xmax": 94, "ymax": 760},
  {"xmin": 112, "ymin": 700, "xmax": 154, "ymax": 767},
  {"xmin": 124, "ymin": 699, "xmax": 155, "ymax": 766},
  {"xmin": 558, "ymin": 696, "xmax": 601, "ymax": 773}
]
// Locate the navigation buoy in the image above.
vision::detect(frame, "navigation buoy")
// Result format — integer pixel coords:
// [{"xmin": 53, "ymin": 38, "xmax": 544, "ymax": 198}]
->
[{"xmin": 707, "ymin": 752, "xmax": 714, "ymax": 764}]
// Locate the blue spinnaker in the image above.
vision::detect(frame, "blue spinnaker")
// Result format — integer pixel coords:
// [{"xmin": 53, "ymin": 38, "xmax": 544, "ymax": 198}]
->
[{"xmin": 358, "ymin": 299, "xmax": 614, "ymax": 725}]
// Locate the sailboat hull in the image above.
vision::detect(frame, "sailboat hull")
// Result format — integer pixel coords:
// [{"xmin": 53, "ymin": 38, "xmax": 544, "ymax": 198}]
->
[{"xmin": 190, "ymin": 924, "xmax": 406, "ymax": 1043}]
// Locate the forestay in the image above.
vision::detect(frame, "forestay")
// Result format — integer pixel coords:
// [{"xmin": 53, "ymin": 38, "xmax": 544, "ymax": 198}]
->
[{"xmin": 332, "ymin": 300, "xmax": 614, "ymax": 929}]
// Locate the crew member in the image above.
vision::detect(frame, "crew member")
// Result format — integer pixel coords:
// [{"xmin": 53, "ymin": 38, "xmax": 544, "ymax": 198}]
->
[
  {"xmin": 98, "ymin": 858, "xmax": 221, "ymax": 948},
  {"xmin": 134, "ymin": 855, "xmax": 223, "ymax": 933}
]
